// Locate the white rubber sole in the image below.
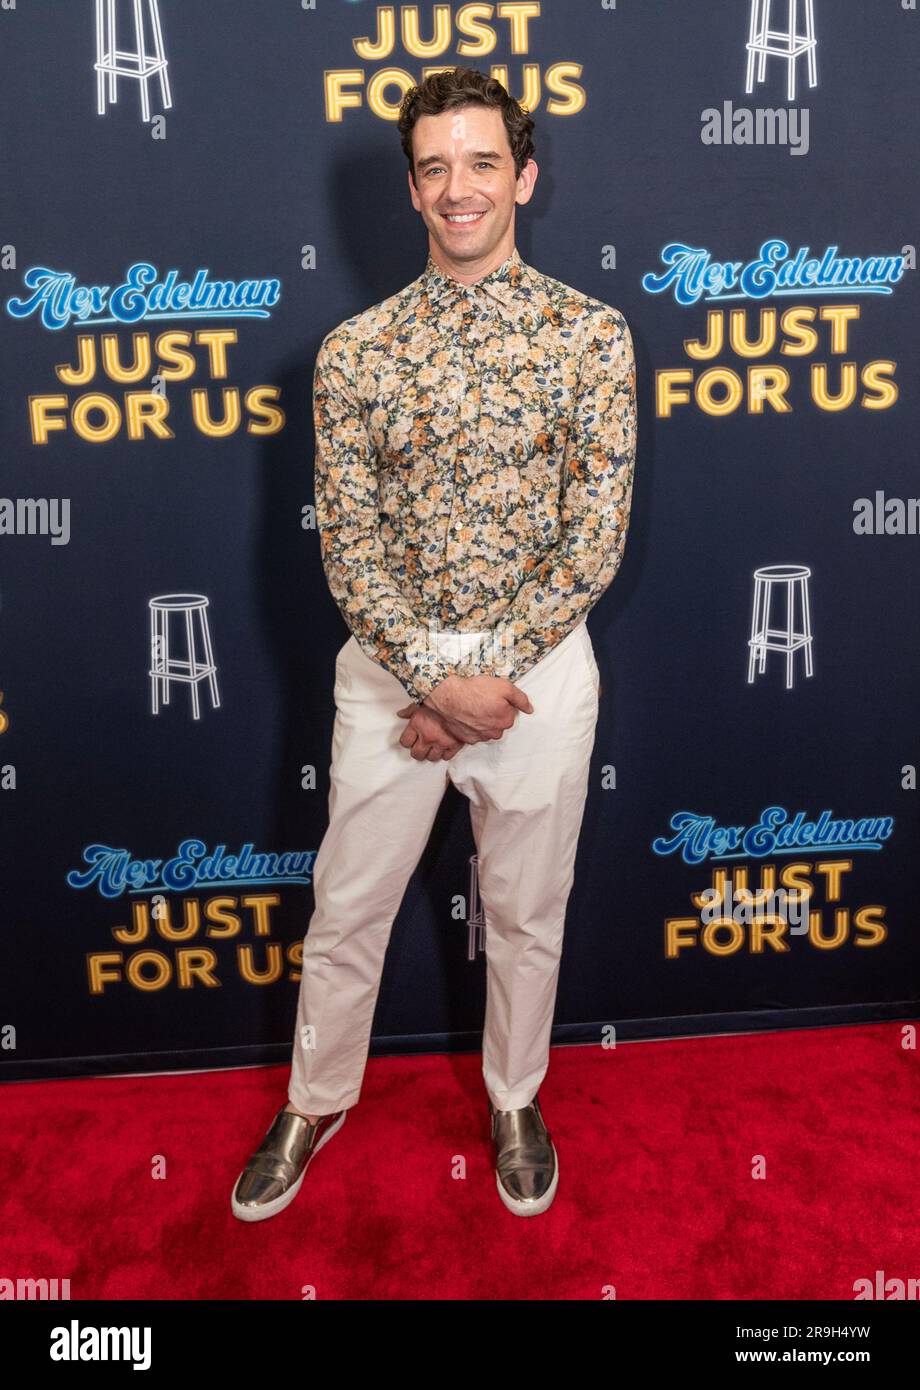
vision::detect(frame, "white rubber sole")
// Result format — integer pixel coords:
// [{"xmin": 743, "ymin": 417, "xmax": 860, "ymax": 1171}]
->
[
  {"xmin": 495, "ymin": 1141, "xmax": 559, "ymax": 1217},
  {"xmin": 231, "ymin": 1109, "xmax": 347, "ymax": 1223}
]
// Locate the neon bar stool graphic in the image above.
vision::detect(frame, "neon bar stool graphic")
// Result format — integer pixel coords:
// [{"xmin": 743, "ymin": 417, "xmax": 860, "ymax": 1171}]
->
[
  {"xmin": 747, "ymin": 565, "xmax": 814, "ymax": 690},
  {"xmin": 466, "ymin": 855, "xmax": 486, "ymax": 961},
  {"xmin": 95, "ymin": 0, "xmax": 172, "ymax": 123},
  {"xmin": 745, "ymin": 0, "xmax": 817, "ymax": 103},
  {"xmin": 149, "ymin": 594, "xmax": 220, "ymax": 720}
]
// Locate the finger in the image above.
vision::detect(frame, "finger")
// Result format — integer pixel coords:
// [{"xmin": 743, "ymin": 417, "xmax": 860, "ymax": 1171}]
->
[
  {"xmin": 420, "ymin": 708, "xmax": 463, "ymax": 739},
  {"xmin": 455, "ymin": 724, "xmax": 482, "ymax": 741},
  {"xmin": 505, "ymin": 685, "xmax": 534, "ymax": 713},
  {"xmin": 440, "ymin": 717, "xmax": 482, "ymax": 744}
]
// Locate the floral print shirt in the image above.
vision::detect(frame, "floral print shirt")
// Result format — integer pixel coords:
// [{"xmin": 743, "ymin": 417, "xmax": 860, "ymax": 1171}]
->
[{"xmin": 312, "ymin": 244, "xmax": 637, "ymax": 703}]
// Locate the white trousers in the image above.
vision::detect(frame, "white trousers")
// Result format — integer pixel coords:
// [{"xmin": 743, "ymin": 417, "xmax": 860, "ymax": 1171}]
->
[{"xmin": 288, "ymin": 620, "xmax": 600, "ymax": 1115}]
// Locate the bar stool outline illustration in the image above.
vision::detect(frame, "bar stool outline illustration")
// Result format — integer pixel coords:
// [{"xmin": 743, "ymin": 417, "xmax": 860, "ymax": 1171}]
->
[
  {"xmin": 745, "ymin": 0, "xmax": 817, "ymax": 104},
  {"xmin": 466, "ymin": 854, "xmax": 486, "ymax": 960},
  {"xmin": 149, "ymin": 593, "xmax": 220, "ymax": 720},
  {"xmin": 747, "ymin": 564, "xmax": 814, "ymax": 690},
  {"xmin": 95, "ymin": 0, "xmax": 172, "ymax": 123}
]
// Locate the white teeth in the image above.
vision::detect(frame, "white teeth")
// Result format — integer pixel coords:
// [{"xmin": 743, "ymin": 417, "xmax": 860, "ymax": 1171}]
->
[{"xmin": 445, "ymin": 212, "xmax": 484, "ymax": 223}]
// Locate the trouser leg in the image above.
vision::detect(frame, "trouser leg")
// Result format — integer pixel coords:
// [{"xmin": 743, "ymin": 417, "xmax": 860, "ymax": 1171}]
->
[
  {"xmin": 288, "ymin": 637, "xmax": 450, "ymax": 1115},
  {"xmin": 448, "ymin": 623, "xmax": 600, "ymax": 1111}
]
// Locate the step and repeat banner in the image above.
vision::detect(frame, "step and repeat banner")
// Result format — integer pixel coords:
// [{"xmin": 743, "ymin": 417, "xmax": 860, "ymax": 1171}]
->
[{"xmin": 1, "ymin": 0, "xmax": 918, "ymax": 1084}]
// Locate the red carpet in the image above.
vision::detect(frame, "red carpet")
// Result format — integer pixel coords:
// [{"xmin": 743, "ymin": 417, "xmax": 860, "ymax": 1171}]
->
[{"xmin": 1, "ymin": 1022, "xmax": 917, "ymax": 1300}]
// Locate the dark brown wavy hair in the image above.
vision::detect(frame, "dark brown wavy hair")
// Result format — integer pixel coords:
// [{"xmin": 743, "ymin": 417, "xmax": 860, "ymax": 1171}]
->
[{"xmin": 397, "ymin": 67, "xmax": 535, "ymax": 184}]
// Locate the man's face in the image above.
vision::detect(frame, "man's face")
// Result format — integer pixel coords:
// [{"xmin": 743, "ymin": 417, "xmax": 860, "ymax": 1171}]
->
[{"xmin": 407, "ymin": 104, "xmax": 536, "ymax": 272}]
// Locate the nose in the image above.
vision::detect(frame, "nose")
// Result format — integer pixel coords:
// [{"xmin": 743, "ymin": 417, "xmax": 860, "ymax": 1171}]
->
[{"xmin": 444, "ymin": 163, "xmax": 475, "ymax": 205}]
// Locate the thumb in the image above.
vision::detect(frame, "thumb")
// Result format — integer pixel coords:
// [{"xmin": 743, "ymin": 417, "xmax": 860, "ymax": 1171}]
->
[
  {"xmin": 395, "ymin": 704, "xmax": 415, "ymax": 718},
  {"xmin": 506, "ymin": 684, "xmax": 534, "ymax": 715}
]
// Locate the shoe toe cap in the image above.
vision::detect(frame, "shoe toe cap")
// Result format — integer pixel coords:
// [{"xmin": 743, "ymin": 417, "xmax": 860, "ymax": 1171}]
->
[
  {"xmin": 502, "ymin": 1166, "xmax": 554, "ymax": 1202},
  {"xmin": 234, "ymin": 1167, "xmax": 289, "ymax": 1208}
]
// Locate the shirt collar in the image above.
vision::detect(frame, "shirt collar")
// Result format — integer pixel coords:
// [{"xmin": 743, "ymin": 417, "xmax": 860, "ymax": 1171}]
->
[{"xmin": 422, "ymin": 245, "xmax": 529, "ymax": 322}]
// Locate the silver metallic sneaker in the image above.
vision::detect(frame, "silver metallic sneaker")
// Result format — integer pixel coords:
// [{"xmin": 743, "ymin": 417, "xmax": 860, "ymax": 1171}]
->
[
  {"xmin": 489, "ymin": 1093, "xmax": 559, "ymax": 1216},
  {"xmin": 231, "ymin": 1106, "xmax": 346, "ymax": 1223}
]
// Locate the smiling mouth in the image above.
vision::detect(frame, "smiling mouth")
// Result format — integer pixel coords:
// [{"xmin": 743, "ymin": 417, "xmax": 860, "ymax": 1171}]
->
[{"xmin": 441, "ymin": 210, "xmax": 488, "ymax": 225}]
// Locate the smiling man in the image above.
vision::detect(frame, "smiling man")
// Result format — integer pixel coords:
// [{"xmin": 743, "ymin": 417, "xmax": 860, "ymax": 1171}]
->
[{"xmin": 232, "ymin": 66, "xmax": 637, "ymax": 1223}]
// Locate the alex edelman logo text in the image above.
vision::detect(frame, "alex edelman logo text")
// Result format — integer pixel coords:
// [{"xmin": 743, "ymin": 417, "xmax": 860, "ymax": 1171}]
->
[
  {"xmin": 6, "ymin": 262, "xmax": 281, "ymax": 331},
  {"xmin": 651, "ymin": 806, "xmax": 894, "ymax": 866},
  {"xmin": 641, "ymin": 239, "xmax": 905, "ymax": 306},
  {"xmin": 66, "ymin": 838, "xmax": 316, "ymax": 899}
]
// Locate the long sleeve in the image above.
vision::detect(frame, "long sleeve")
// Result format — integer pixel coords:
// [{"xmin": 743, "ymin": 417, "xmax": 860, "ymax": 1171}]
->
[
  {"xmin": 312, "ymin": 334, "xmax": 456, "ymax": 703},
  {"xmin": 468, "ymin": 309, "xmax": 637, "ymax": 681}
]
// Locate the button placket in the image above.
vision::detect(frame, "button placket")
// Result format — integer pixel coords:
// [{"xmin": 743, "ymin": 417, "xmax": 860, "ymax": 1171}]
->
[
  {"xmin": 442, "ymin": 294, "xmax": 481, "ymax": 600},
  {"xmin": 435, "ymin": 287, "xmax": 498, "ymax": 621}
]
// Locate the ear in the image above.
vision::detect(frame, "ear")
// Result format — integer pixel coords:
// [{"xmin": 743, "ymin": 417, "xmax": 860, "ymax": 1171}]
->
[{"xmin": 515, "ymin": 158, "xmax": 538, "ymax": 207}]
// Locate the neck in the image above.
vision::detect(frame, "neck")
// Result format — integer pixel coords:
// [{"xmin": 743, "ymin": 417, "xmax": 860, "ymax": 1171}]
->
[{"xmin": 428, "ymin": 240, "xmax": 516, "ymax": 287}]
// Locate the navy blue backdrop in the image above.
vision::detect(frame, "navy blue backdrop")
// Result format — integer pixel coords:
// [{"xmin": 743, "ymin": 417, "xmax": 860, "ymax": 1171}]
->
[{"xmin": 1, "ymin": 0, "xmax": 918, "ymax": 1084}]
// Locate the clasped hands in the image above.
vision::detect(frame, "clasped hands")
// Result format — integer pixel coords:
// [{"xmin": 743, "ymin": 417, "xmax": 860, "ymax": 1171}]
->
[{"xmin": 396, "ymin": 673, "xmax": 533, "ymax": 762}]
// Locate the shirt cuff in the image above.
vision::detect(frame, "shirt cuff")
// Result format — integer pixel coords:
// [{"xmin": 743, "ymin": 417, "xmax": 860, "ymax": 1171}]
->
[{"xmin": 401, "ymin": 653, "xmax": 456, "ymax": 704}]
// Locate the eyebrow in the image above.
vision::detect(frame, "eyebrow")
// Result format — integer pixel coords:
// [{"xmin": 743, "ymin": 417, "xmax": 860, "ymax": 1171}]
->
[{"xmin": 415, "ymin": 149, "xmax": 506, "ymax": 170}]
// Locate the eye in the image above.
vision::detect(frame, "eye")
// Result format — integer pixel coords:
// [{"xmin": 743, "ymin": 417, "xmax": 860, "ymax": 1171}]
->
[{"xmin": 423, "ymin": 162, "xmax": 494, "ymax": 175}]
